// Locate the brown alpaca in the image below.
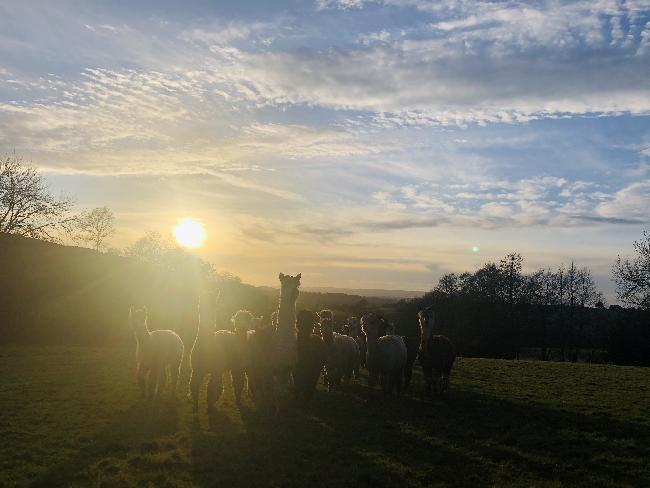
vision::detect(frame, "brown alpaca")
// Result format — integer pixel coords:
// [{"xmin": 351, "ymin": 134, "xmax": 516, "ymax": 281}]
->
[
  {"xmin": 293, "ymin": 309, "xmax": 326, "ymax": 404},
  {"xmin": 362, "ymin": 312, "xmax": 407, "ymax": 395},
  {"xmin": 247, "ymin": 273, "xmax": 301, "ymax": 414},
  {"xmin": 418, "ymin": 307, "xmax": 455, "ymax": 395},
  {"xmin": 187, "ymin": 291, "xmax": 226, "ymax": 413}
]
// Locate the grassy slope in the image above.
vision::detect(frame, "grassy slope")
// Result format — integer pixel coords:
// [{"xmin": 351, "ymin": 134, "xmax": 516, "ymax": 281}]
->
[{"xmin": 1, "ymin": 345, "xmax": 649, "ymax": 488}]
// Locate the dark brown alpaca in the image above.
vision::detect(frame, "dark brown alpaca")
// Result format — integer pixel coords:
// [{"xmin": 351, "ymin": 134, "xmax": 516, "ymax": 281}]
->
[
  {"xmin": 293, "ymin": 309, "xmax": 326, "ymax": 404},
  {"xmin": 418, "ymin": 307, "xmax": 455, "ymax": 395}
]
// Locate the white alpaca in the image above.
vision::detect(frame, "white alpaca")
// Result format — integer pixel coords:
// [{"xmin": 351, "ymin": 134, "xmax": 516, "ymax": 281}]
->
[{"xmin": 129, "ymin": 307, "xmax": 184, "ymax": 398}]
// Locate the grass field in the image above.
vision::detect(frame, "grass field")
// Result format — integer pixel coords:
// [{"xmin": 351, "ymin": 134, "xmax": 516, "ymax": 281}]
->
[{"xmin": 1, "ymin": 345, "xmax": 649, "ymax": 487}]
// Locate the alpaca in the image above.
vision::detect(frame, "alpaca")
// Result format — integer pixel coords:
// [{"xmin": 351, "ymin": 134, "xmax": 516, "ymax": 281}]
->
[
  {"xmin": 347, "ymin": 316, "xmax": 367, "ymax": 369},
  {"xmin": 129, "ymin": 307, "xmax": 184, "ymax": 398},
  {"xmin": 361, "ymin": 312, "xmax": 407, "ymax": 395},
  {"xmin": 188, "ymin": 291, "xmax": 226, "ymax": 413},
  {"xmin": 320, "ymin": 310, "xmax": 360, "ymax": 391},
  {"xmin": 418, "ymin": 307, "xmax": 456, "ymax": 395},
  {"xmin": 207, "ymin": 310, "xmax": 260, "ymax": 407},
  {"xmin": 230, "ymin": 310, "xmax": 260, "ymax": 404},
  {"xmin": 402, "ymin": 334, "xmax": 419, "ymax": 390},
  {"xmin": 247, "ymin": 273, "xmax": 301, "ymax": 414},
  {"xmin": 293, "ymin": 309, "xmax": 326, "ymax": 403}
]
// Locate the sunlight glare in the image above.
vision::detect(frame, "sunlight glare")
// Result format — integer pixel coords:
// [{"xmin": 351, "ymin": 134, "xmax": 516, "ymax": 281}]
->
[{"xmin": 173, "ymin": 219, "xmax": 206, "ymax": 249}]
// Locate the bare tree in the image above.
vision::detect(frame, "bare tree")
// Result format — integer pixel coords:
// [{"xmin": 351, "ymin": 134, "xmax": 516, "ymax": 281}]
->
[
  {"xmin": 0, "ymin": 155, "xmax": 74, "ymax": 240},
  {"xmin": 526, "ymin": 268, "xmax": 558, "ymax": 360},
  {"xmin": 75, "ymin": 206, "xmax": 115, "ymax": 251},
  {"xmin": 613, "ymin": 231, "xmax": 650, "ymax": 309},
  {"xmin": 499, "ymin": 253, "xmax": 523, "ymax": 358}
]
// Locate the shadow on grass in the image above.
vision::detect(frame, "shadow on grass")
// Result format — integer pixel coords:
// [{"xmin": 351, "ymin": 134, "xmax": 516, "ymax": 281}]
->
[
  {"xmin": 188, "ymin": 378, "xmax": 650, "ymax": 488},
  {"xmin": 30, "ymin": 398, "xmax": 180, "ymax": 487}
]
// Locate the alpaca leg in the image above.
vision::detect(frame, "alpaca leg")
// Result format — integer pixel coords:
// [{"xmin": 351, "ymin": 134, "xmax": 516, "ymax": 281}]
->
[
  {"xmin": 380, "ymin": 373, "xmax": 390, "ymax": 394},
  {"xmin": 147, "ymin": 367, "xmax": 158, "ymax": 398},
  {"xmin": 136, "ymin": 365, "xmax": 147, "ymax": 397},
  {"xmin": 403, "ymin": 364, "xmax": 413, "ymax": 390},
  {"xmin": 206, "ymin": 373, "xmax": 224, "ymax": 411},
  {"xmin": 368, "ymin": 370, "xmax": 378, "ymax": 389},
  {"xmin": 232, "ymin": 369, "xmax": 245, "ymax": 406},
  {"xmin": 170, "ymin": 363, "xmax": 180, "ymax": 398},
  {"xmin": 433, "ymin": 370, "xmax": 442, "ymax": 395},
  {"xmin": 395, "ymin": 369, "xmax": 403, "ymax": 395},
  {"xmin": 155, "ymin": 367, "xmax": 166, "ymax": 397},
  {"xmin": 189, "ymin": 369, "xmax": 203, "ymax": 413},
  {"xmin": 423, "ymin": 365, "xmax": 433, "ymax": 396}
]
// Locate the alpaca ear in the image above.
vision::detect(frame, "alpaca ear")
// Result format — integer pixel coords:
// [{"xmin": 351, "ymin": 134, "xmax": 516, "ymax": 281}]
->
[
  {"xmin": 279, "ymin": 272, "xmax": 285, "ymax": 281},
  {"xmin": 296, "ymin": 273, "xmax": 301, "ymax": 280}
]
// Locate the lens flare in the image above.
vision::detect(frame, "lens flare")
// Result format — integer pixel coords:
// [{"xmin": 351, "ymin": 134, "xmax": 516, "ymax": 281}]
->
[
  {"xmin": 173, "ymin": 219, "xmax": 206, "ymax": 249},
  {"xmin": 472, "ymin": 245, "xmax": 480, "ymax": 253}
]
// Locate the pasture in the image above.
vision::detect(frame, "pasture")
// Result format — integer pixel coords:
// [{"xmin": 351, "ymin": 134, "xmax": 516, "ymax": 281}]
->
[{"xmin": 1, "ymin": 345, "xmax": 649, "ymax": 487}]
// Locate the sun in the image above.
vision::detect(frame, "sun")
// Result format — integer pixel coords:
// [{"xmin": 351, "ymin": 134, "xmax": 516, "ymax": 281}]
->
[{"xmin": 173, "ymin": 218, "xmax": 206, "ymax": 249}]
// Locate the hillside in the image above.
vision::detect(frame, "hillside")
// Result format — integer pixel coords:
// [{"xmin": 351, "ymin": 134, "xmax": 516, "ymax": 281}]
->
[{"xmin": 0, "ymin": 234, "xmax": 399, "ymax": 344}]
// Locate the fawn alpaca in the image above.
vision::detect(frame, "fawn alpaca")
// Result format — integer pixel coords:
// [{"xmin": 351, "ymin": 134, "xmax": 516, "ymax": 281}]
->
[{"xmin": 130, "ymin": 307, "xmax": 184, "ymax": 398}]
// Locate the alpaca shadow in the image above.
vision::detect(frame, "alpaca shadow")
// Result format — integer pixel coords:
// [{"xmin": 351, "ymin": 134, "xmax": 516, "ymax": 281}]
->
[
  {"xmin": 30, "ymin": 398, "xmax": 180, "ymax": 487},
  {"xmin": 190, "ymin": 404, "xmax": 253, "ymax": 487},
  {"xmin": 191, "ymin": 386, "xmax": 492, "ymax": 488}
]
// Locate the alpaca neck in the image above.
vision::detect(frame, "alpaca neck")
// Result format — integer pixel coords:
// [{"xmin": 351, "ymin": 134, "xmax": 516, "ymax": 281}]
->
[
  {"xmin": 365, "ymin": 335, "xmax": 379, "ymax": 354},
  {"xmin": 276, "ymin": 294, "xmax": 296, "ymax": 335},
  {"xmin": 322, "ymin": 329, "xmax": 334, "ymax": 345},
  {"xmin": 196, "ymin": 315, "xmax": 214, "ymax": 342},
  {"xmin": 297, "ymin": 327, "xmax": 311, "ymax": 343},
  {"xmin": 134, "ymin": 326, "xmax": 151, "ymax": 345}
]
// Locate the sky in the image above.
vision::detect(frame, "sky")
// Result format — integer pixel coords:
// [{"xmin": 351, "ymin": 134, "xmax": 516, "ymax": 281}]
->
[{"xmin": 1, "ymin": 0, "xmax": 649, "ymax": 300}]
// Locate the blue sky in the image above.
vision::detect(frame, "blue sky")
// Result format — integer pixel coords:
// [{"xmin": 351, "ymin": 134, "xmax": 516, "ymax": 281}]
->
[{"xmin": 1, "ymin": 0, "xmax": 650, "ymax": 299}]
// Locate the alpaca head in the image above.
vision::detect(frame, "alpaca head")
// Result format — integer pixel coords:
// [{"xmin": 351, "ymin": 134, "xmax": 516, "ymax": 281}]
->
[
  {"xmin": 129, "ymin": 306, "xmax": 148, "ymax": 333},
  {"xmin": 251, "ymin": 316, "xmax": 263, "ymax": 330},
  {"xmin": 418, "ymin": 307, "xmax": 434, "ymax": 341},
  {"xmin": 278, "ymin": 272, "xmax": 301, "ymax": 302},
  {"xmin": 231, "ymin": 310, "xmax": 255, "ymax": 334},
  {"xmin": 198, "ymin": 290, "xmax": 219, "ymax": 326},
  {"xmin": 347, "ymin": 316, "xmax": 361, "ymax": 336},
  {"xmin": 319, "ymin": 309, "xmax": 334, "ymax": 342},
  {"xmin": 296, "ymin": 309, "xmax": 317, "ymax": 335},
  {"xmin": 361, "ymin": 313, "xmax": 381, "ymax": 342}
]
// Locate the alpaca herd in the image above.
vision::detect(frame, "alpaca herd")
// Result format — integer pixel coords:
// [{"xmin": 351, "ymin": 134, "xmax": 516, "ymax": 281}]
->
[{"xmin": 129, "ymin": 273, "xmax": 457, "ymax": 413}]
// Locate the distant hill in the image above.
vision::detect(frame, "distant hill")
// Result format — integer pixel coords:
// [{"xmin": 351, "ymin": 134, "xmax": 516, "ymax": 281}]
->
[{"xmin": 303, "ymin": 286, "xmax": 424, "ymax": 300}]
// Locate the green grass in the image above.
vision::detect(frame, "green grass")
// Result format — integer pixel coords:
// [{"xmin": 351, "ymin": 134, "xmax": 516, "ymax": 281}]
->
[{"xmin": 1, "ymin": 345, "xmax": 649, "ymax": 487}]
